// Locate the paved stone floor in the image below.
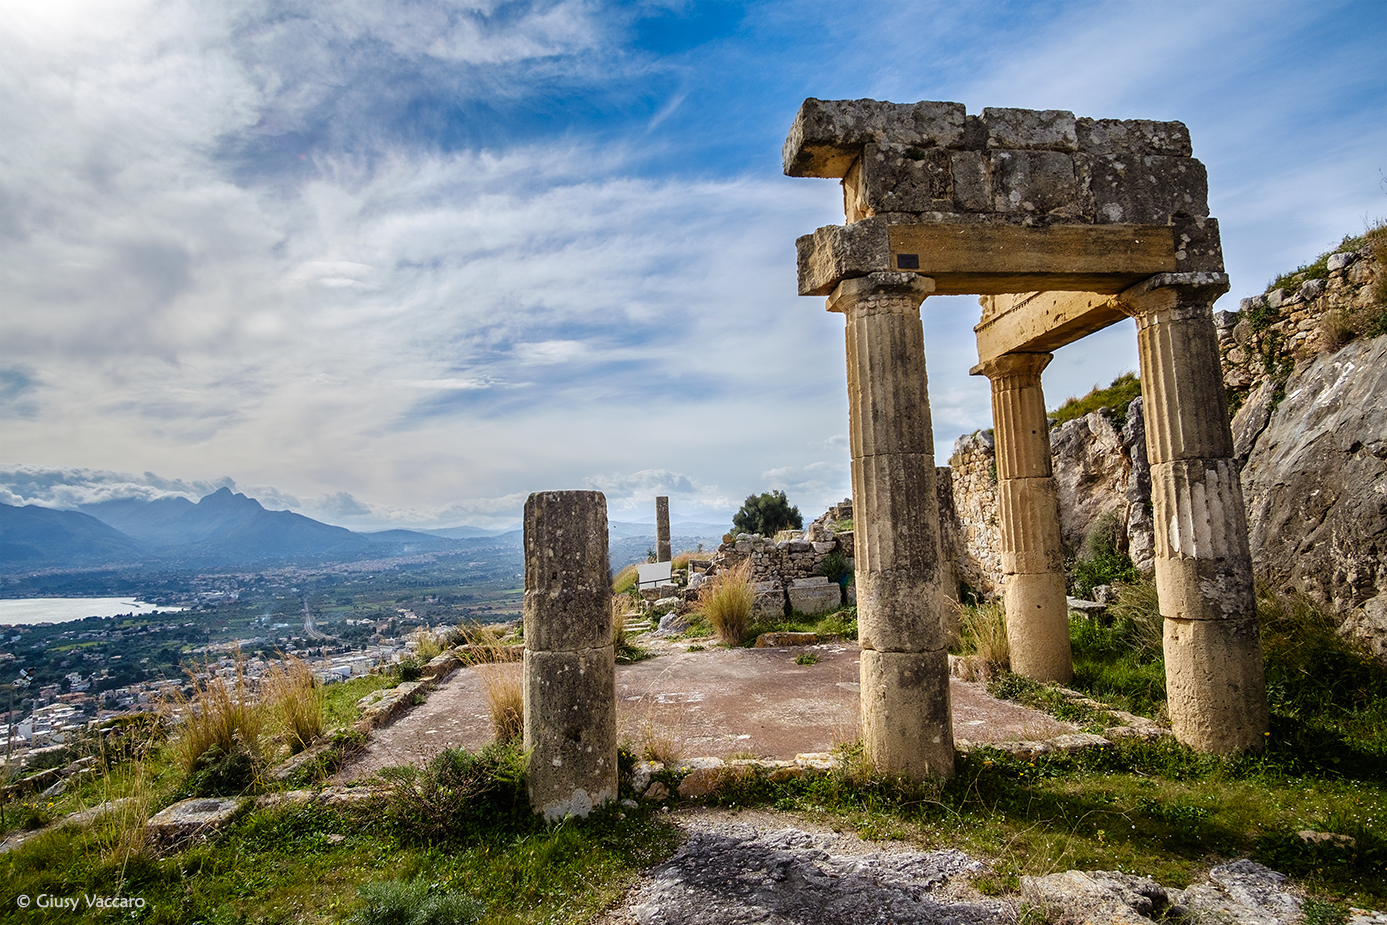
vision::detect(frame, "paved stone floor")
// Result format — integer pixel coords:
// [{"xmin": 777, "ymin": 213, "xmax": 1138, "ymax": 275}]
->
[{"xmin": 336, "ymin": 640, "xmax": 1074, "ymax": 782}]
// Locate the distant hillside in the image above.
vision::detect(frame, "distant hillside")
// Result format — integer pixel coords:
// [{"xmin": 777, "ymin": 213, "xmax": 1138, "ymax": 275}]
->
[{"xmin": 0, "ymin": 502, "xmax": 147, "ymax": 568}]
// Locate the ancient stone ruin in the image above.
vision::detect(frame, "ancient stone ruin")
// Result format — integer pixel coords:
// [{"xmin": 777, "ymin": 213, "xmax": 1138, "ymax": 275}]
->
[
  {"xmin": 522, "ymin": 490, "xmax": 617, "ymax": 820},
  {"xmin": 784, "ymin": 98, "xmax": 1268, "ymax": 773}
]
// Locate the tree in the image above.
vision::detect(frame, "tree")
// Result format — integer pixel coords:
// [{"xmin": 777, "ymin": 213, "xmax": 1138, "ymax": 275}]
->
[{"xmin": 732, "ymin": 491, "xmax": 803, "ymax": 537}]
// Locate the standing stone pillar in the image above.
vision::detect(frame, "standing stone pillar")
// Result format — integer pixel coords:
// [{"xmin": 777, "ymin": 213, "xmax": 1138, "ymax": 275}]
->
[
  {"xmin": 973, "ymin": 353, "xmax": 1071, "ymax": 683},
  {"xmin": 522, "ymin": 490, "xmax": 618, "ymax": 819},
  {"xmin": 828, "ymin": 270, "xmax": 953, "ymax": 779},
  {"xmin": 655, "ymin": 496, "xmax": 672, "ymax": 563},
  {"xmin": 1121, "ymin": 275, "xmax": 1268, "ymax": 754}
]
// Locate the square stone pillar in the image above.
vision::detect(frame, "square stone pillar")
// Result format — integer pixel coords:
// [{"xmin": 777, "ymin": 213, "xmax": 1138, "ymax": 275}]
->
[
  {"xmin": 827, "ymin": 270, "xmax": 953, "ymax": 779},
  {"xmin": 522, "ymin": 490, "xmax": 618, "ymax": 819},
  {"xmin": 1121, "ymin": 273, "xmax": 1268, "ymax": 754},
  {"xmin": 972, "ymin": 352, "xmax": 1072, "ymax": 683},
  {"xmin": 655, "ymin": 495, "xmax": 672, "ymax": 563}
]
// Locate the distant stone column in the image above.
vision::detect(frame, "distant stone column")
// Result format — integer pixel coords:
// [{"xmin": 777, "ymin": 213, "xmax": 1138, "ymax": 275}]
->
[
  {"xmin": 973, "ymin": 353, "xmax": 1072, "ymax": 683},
  {"xmin": 522, "ymin": 490, "xmax": 618, "ymax": 819},
  {"xmin": 1121, "ymin": 275, "xmax": 1268, "ymax": 754},
  {"xmin": 828, "ymin": 270, "xmax": 953, "ymax": 779},
  {"xmin": 655, "ymin": 496, "xmax": 672, "ymax": 563}
]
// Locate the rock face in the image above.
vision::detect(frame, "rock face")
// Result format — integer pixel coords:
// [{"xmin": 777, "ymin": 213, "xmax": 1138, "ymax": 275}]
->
[
  {"xmin": 629, "ymin": 824, "xmax": 1001, "ymax": 925},
  {"xmin": 1235, "ymin": 334, "xmax": 1387, "ymax": 614}
]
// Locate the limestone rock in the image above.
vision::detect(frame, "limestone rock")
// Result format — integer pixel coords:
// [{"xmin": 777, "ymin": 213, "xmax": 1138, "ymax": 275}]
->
[
  {"xmin": 787, "ymin": 577, "xmax": 842, "ymax": 616},
  {"xmin": 146, "ymin": 797, "xmax": 245, "ymax": 845},
  {"xmin": 1024, "ymin": 869, "xmax": 1172, "ymax": 924},
  {"xmin": 1237, "ymin": 335, "xmax": 1387, "ymax": 619},
  {"xmin": 629, "ymin": 825, "xmax": 999, "ymax": 925},
  {"xmin": 754, "ymin": 631, "xmax": 819, "ymax": 648},
  {"xmin": 1050, "ymin": 410, "xmax": 1130, "ymax": 550}
]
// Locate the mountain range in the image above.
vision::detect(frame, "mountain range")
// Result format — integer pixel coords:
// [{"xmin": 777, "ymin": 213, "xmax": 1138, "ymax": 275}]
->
[{"xmin": 0, "ymin": 489, "xmax": 729, "ymax": 574}]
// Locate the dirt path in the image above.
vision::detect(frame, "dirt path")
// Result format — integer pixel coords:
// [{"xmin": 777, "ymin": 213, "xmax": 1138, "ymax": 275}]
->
[{"xmin": 335, "ymin": 642, "xmax": 1074, "ymax": 782}]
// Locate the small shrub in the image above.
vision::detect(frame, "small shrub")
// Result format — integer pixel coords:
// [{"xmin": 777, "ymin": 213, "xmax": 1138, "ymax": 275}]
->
[
  {"xmin": 1104, "ymin": 580, "xmax": 1165, "ymax": 660},
  {"xmin": 349, "ymin": 877, "xmax": 485, "ymax": 925},
  {"xmin": 795, "ymin": 652, "xmax": 819, "ymax": 666},
  {"xmin": 697, "ymin": 559, "xmax": 755, "ymax": 645},
  {"xmin": 380, "ymin": 742, "xmax": 532, "ymax": 844},
  {"xmin": 395, "ymin": 656, "xmax": 423, "ymax": 683},
  {"xmin": 1069, "ymin": 510, "xmax": 1139, "ymax": 599},
  {"xmin": 818, "ymin": 551, "xmax": 850, "ymax": 584}
]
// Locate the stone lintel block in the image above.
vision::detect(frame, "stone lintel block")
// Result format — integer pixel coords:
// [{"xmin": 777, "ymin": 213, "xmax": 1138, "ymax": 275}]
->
[
  {"xmin": 783, "ymin": 98, "xmax": 967, "ymax": 178},
  {"xmin": 981, "ymin": 108, "xmax": 1078, "ymax": 152},
  {"xmin": 1077, "ymin": 153, "xmax": 1209, "ymax": 225},
  {"xmin": 1076, "ymin": 117, "xmax": 1192, "ymax": 157},
  {"xmin": 990, "ymin": 150, "xmax": 1085, "ymax": 220},
  {"xmin": 1004, "ymin": 571, "xmax": 1072, "ymax": 684},
  {"xmin": 851, "ymin": 453, "xmax": 941, "ymax": 577},
  {"xmin": 1163, "ymin": 615, "xmax": 1268, "ymax": 753},
  {"xmin": 858, "ymin": 143, "xmax": 954, "ymax": 214},
  {"xmin": 997, "ymin": 478, "xmax": 1064, "ymax": 572},
  {"xmin": 859, "ymin": 647, "xmax": 955, "ymax": 779},
  {"xmin": 523, "ymin": 646, "xmax": 618, "ymax": 820},
  {"xmin": 797, "ymin": 219, "xmax": 891, "ymax": 296},
  {"xmin": 855, "ymin": 569, "xmax": 947, "ymax": 652}
]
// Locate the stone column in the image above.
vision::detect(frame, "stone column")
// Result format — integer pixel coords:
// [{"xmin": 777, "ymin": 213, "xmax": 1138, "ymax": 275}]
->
[
  {"xmin": 973, "ymin": 353, "xmax": 1071, "ymax": 683},
  {"xmin": 655, "ymin": 495, "xmax": 671, "ymax": 563},
  {"xmin": 827, "ymin": 270, "xmax": 953, "ymax": 779},
  {"xmin": 1121, "ymin": 274, "xmax": 1268, "ymax": 754},
  {"xmin": 522, "ymin": 490, "xmax": 618, "ymax": 819}
]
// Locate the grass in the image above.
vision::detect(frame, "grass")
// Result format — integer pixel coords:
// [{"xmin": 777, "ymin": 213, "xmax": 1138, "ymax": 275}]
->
[
  {"xmin": 737, "ymin": 605, "xmax": 858, "ymax": 647},
  {"xmin": 1049, "ymin": 372, "xmax": 1141, "ymax": 428},
  {"xmin": 456, "ymin": 625, "xmax": 525, "ymax": 744},
  {"xmin": 611, "ymin": 563, "xmax": 639, "ymax": 596},
  {"xmin": 262, "ymin": 655, "xmax": 325, "ymax": 754},
  {"xmin": 696, "ymin": 559, "xmax": 755, "ymax": 645},
  {"xmin": 951, "ymin": 598, "xmax": 1010, "ymax": 680},
  {"xmin": 165, "ymin": 656, "xmax": 267, "ymax": 794}
]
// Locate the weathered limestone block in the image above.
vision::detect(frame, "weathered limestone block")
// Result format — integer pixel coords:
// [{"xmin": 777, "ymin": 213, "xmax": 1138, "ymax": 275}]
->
[
  {"xmin": 1163, "ymin": 616, "xmax": 1268, "ymax": 754},
  {"xmin": 1050, "ymin": 411, "xmax": 1130, "ymax": 550},
  {"xmin": 859, "ymin": 648, "xmax": 954, "ymax": 778},
  {"xmin": 783, "ymin": 98, "xmax": 966, "ymax": 178},
  {"xmin": 146, "ymin": 797, "xmax": 245, "ymax": 845},
  {"xmin": 787, "ymin": 577, "xmax": 842, "ymax": 616},
  {"xmin": 990, "ymin": 150, "xmax": 1083, "ymax": 219},
  {"xmin": 523, "ymin": 491, "xmax": 612, "ymax": 652},
  {"xmin": 852, "ymin": 143, "xmax": 954, "ymax": 215},
  {"xmin": 981, "ymin": 107, "xmax": 1078, "ymax": 151},
  {"xmin": 797, "ymin": 217, "xmax": 891, "ymax": 296},
  {"xmin": 1076, "ymin": 117, "xmax": 1193, "ymax": 157},
  {"xmin": 1077, "ymin": 154, "xmax": 1209, "ymax": 225},
  {"xmin": 523, "ymin": 647, "xmax": 618, "ymax": 821}
]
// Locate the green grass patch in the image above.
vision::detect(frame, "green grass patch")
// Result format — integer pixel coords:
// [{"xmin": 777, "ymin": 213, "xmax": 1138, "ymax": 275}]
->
[
  {"xmin": 1049, "ymin": 372, "xmax": 1141, "ymax": 428},
  {"xmin": 738, "ymin": 605, "xmax": 857, "ymax": 647}
]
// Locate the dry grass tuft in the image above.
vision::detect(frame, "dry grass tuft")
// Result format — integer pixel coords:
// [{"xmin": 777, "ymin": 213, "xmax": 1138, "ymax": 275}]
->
[
  {"xmin": 612, "ymin": 563, "xmax": 640, "ymax": 595},
  {"xmin": 475, "ymin": 663, "xmax": 524, "ymax": 743},
  {"xmin": 953, "ymin": 599, "xmax": 1010, "ymax": 679},
  {"xmin": 262, "ymin": 654, "xmax": 324, "ymax": 754},
  {"xmin": 166, "ymin": 655, "xmax": 265, "ymax": 777},
  {"xmin": 697, "ymin": 559, "xmax": 755, "ymax": 645}
]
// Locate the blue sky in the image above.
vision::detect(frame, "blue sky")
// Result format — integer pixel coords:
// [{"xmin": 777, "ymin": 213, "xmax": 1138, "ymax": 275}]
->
[{"xmin": 2, "ymin": 0, "xmax": 1384, "ymax": 530}]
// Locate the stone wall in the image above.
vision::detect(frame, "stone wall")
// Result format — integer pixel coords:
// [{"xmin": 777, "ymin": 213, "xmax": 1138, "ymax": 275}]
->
[
  {"xmin": 1218, "ymin": 239, "xmax": 1383, "ymax": 403},
  {"xmin": 946, "ymin": 433, "xmax": 1001, "ymax": 595}
]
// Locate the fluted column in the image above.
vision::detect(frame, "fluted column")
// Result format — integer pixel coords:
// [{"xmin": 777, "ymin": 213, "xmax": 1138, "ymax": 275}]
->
[
  {"xmin": 973, "ymin": 353, "xmax": 1071, "ymax": 683},
  {"xmin": 827, "ymin": 270, "xmax": 953, "ymax": 779},
  {"xmin": 1121, "ymin": 274, "xmax": 1268, "ymax": 754}
]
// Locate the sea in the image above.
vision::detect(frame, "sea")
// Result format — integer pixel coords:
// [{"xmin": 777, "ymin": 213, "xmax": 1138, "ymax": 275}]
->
[{"xmin": 0, "ymin": 598, "xmax": 186, "ymax": 626}]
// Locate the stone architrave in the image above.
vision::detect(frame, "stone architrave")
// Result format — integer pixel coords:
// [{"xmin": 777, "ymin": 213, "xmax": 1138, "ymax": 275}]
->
[
  {"xmin": 522, "ymin": 490, "xmax": 617, "ymax": 820},
  {"xmin": 656, "ymin": 495, "xmax": 672, "ymax": 563},
  {"xmin": 973, "ymin": 352, "xmax": 1072, "ymax": 683},
  {"xmin": 1119, "ymin": 275, "xmax": 1269, "ymax": 754},
  {"xmin": 827, "ymin": 270, "xmax": 955, "ymax": 780}
]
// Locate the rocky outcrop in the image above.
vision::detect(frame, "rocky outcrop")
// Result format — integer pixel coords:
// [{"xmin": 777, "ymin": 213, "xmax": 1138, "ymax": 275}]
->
[{"xmin": 1234, "ymin": 334, "xmax": 1387, "ymax": 613}]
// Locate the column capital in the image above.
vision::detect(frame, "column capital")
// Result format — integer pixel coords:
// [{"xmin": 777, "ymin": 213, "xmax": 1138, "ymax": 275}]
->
[
  {"xmin": 827, "ymin": 271, "xmax": 935, "ymax": 315},
  {"xmin": 1118, "ymin": 271, "xmax": 1230, "ymax": 321},
  {"xmin": 969, "ymin": 351, "xmax": 1053, "ymax": 385}
]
